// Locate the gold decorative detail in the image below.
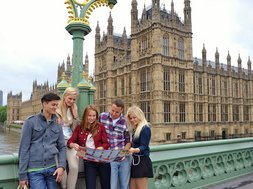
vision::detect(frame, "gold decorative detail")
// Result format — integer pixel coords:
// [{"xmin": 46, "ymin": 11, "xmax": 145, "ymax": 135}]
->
[
  {"xmin": 82, "ymin": 71, "xmax": 88, "ymax": 79},
  {"xmin": 68, "ymin": 76, "xmax": 72, "ymax": 84},
  {"xmin": 74, "ymin": 0, "xmax": 90, "ymax": 6},
  {"xmin": 68, "ymin": 17, "xmax": 90, "ymax": 25},
  {"xmin": 65, "ymin": 0, "xmax": 110, "ymax": 25},
  {"xmin": 61, "ymin": 72, "xmax": 67, "ymax": 80}
]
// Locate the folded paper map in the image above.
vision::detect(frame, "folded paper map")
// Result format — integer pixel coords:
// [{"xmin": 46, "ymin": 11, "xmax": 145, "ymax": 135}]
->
[{"xmin": 76, "ymin": 146, "xmax": 129, "ymax": 163}]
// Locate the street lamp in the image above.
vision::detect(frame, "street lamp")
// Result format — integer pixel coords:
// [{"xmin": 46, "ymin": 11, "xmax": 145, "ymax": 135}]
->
[
  {"xmin": 65, "ymin": 0, "xmax": 117, "ymax": 87},
  {"xmin": 64, "ymin": 0, "xmax": 117, "ymax": 115}
]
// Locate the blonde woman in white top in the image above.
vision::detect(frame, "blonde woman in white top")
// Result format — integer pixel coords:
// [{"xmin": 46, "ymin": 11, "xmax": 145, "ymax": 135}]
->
[{"xmin": 56, "ymin": 87, "xmax": 79, "ymax": 189}]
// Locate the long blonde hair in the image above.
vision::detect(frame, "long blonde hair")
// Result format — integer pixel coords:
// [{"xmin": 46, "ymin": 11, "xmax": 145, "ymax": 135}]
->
[
  {"xmin": 126, "ymin": 105, "xmax": 149, "ymax": 138},
  {"xmin": 58, "ymin": 87, "xmax": 78, "ymax": 122}
]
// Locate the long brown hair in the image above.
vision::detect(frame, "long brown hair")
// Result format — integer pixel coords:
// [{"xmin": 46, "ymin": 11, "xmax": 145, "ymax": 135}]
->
[{"xmin": 80, "ymin": 105, "xmax": 99, "ymax": 137}]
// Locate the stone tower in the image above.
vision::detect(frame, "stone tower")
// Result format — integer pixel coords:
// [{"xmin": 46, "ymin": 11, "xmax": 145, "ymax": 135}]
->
[{"xmin": 94, "ymin": 0, "xmax": 253, "ymax": 144}]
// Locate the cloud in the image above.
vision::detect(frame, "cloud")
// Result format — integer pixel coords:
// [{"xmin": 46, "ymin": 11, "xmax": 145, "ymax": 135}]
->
[{"xmin": 1, "ymin": 0, "xmax": 253, "ymax": 105}]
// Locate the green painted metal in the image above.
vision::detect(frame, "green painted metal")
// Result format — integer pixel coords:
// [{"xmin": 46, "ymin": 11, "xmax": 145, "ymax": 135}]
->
[
  {"xmin": 65, "ymin": 23, "xmax": 91, "ymax": 88},
  {"xmin": 57, "ymin": 72, "xmax": 70, "ymax": 95},
  {"xmin": 149, "ymin": 137, "xmax": 253, "ymax": 189},
  {"xmin": 88, "ymin": 90, "xmax": 95, "ymax": 107},
  {"xmin": 77, "ymin": 72, "xmax": 90, "ymax": 117},
  {"xmin": 64, "ymin": 0, "xmax": 117, "ymax": 112},
  {"xmin": 0, "ymin": 153, "xmax": 19, "ymax": 189},
  {"xmin": 1, "ymin": 138, "xmax": 253, "ymax": 189}
]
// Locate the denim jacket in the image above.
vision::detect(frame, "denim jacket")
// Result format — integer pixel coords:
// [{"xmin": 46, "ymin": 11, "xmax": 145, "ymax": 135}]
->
[{"xmin": 18, "ymin": 113, "xmax": 66, "ymax": 180}]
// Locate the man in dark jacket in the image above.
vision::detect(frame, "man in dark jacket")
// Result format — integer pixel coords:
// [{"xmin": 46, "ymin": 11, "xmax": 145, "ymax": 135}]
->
[{"xmin": 18, "ymin": 92, "xmax": 66, "ymax": 189}]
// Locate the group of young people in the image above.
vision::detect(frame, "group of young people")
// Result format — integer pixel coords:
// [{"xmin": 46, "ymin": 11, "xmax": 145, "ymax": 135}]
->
[{"xmin": 18, "ymin": 87, "xmax": 153, "ymax": 189}]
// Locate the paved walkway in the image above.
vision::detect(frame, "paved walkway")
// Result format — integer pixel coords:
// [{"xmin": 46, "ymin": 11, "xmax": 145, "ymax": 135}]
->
[{"xmin": 208, "ymin": 174, "xmax": 253, "ymax": 189}]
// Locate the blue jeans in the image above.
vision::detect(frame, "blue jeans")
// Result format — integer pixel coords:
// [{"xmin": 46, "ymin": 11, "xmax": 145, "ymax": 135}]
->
[
  {"xmin": 28, "ymin": 166, "xmax": 57, "ymax": 189},
  {"xmin": 110, "ymin": 156, "xmax": 131, "ymax": 189},
  {"xmin": 84, "ymin": 161, "xmax": 111, "ymax": 189}
]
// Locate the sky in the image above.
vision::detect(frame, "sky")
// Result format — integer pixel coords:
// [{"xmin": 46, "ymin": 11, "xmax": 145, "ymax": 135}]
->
[{"xmin": 0, "ymin": 0, "xmax": 253, "ymax": 105}]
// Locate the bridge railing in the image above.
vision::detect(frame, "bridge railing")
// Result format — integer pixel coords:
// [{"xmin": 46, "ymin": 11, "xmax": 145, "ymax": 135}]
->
[
  {"xmin": 0, "ymin": 138, "xmax": 253, "ymax": 189},
  {"xmin": 149, "ymin": 137, "xmax": 253, "ymax": 189},
  {"xmin": 0, "ymin": 153, "xmax": 19, "ymax": 189}
]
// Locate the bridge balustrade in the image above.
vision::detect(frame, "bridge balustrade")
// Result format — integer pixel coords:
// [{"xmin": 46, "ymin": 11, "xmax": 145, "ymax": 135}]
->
[
  {"xmin": 149, "ymin": 137, "xmax": 253, "ymax": 189},
  {"xmin": 0, "ymin": 138, "xmax": 253, "ymax": 189}
]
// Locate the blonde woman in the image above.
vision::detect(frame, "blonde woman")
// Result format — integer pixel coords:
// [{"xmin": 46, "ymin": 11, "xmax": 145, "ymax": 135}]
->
[
  {"xmin": 56, "ymin": 87, "xmax": 79, "ymax": 189},
  {"xmin": 126, "ymin": 105, "xmax": 153, "ymax": 189}
]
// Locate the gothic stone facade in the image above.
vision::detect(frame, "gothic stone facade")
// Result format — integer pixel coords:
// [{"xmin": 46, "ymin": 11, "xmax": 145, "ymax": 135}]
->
[
  {"xmin": 7, "ymin": 81, "xmax": 56, "ymax": 124},
  {"xmin": 7, "ymin": 54, "xmax": 90, "ymax": 124},
  {"xmin": 94, "ymin": 0, "xmax": 253, "ymax": 144}
]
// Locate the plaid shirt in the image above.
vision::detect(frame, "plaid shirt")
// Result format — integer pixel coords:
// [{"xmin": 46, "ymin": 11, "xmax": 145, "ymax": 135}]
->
[{"xmin": 99, "ymin": 112, "xmax": 130, "ymax": 150}]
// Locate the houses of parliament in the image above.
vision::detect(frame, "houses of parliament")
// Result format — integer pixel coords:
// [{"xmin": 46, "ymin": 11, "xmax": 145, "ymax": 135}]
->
[{"xmin": 7, "ymin": 0, "xmax": 253, "ymax": 144}]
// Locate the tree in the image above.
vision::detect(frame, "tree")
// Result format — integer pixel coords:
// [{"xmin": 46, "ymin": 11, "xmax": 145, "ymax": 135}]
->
[{"xmin": 0, "ymin": 106, "xmax": 7, "ymax": 123}]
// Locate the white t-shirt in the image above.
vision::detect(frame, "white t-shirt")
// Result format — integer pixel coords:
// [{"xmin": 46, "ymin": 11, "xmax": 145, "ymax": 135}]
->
[
  {"xmin": 112, "ymin": 117, "xmax": 120, "ymax": 127},
  {"xmin": 62, "ymin": 108, "xmax": 73, "ymax": 140},
  {"xmin": 86, "ymin": 133, "xmax": 95, "ymax": 149}
]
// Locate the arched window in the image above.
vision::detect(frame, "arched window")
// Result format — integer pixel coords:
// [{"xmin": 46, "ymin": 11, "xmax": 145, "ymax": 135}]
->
[
  {"xmin": 140, "ymin": 67, "xmax": 150, "ymax": 92},
  {"xmin": 178, "ymin": 38, "xmax": 184, "ymax": 59},
  {"xmin": 141, "ymin": 36, "xmax": 148, "ymax": 52},
  {"xmin": 163, "ymin": 66, "xmax": 170, "ymax": 91},
  {"xmin": 163, "ymin": 35, "xmax": 169, "ymax": 56}
]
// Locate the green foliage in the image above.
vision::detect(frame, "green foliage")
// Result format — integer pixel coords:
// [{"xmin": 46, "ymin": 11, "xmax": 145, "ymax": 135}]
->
[{"xmin": 0, "ymin": 106, "xmax": 7, "ymax": 123}]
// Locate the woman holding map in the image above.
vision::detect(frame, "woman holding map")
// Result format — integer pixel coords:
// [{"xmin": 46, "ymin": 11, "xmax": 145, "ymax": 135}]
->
[
  {"xmin": 67, "ymin": 105, "xmax": 110, "ymax": 189},
  {"xmin": 126, "ymin": 105, "xmax": 153, "ymax": 189}
]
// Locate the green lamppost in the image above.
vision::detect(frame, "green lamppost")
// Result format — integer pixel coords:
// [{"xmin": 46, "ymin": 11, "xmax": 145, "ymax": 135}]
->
[{"xmin": 64, "ymin": 0, "xmax": 117, "ymax": 116}]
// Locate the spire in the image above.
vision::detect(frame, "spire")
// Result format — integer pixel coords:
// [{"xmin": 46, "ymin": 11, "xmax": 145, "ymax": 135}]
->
[
  {"xmin": 237, "ymin": 54, "xmax": 242, "ymax": 72},
  {"xmin": 107, "ymin": 12, "xmax": 113, "ymax": 36},
  {"xmin": 95, "ymin": 21, "xmax": 101, "ymax": 46},
  {"xmin": 57, "ymin": 62, "xmax": 61, "ymax": 82},
  {"xmin": 215, "ymin": 47, "xmax": 219, "ymax": 68},
  {"xmin": 142, "ymin": 4, "xmax": 147, "ymax": 21},
  {"xmin": 67, "ymin": 54, "xmax": 71, "ymax": 73},
  {"xmin": 123, "ymin": 27, "xmax": 127, "ymax": 41},
  {"xmin": 107, "ymin": 12, "xmax": 113, "ymax": 47},
  {"xmin": 152, "ymin": 0, "xmax": 160, "ymax": 10},
  {"xmin": 202, "ymin": 44, "xmax": 207, "ymax": 64},
  {"xmin": 67, "ymin": 54, "xmax": 71, "ymax": 65},
  {"xmin": 227, "ymin": 51, "xmax": 231, "ymax": 63},
  {"xmin": 184, "ymin": 0, "xmax": 192, "ymax": 31},
  {"xmin": 171, "ymin": 0, "xmax": 174, "ymax": 14},
  {"xmin": 96, "ymin": 21, "xmax": 100, "ymax": 34},
  {"xmin": 122, "ymin": 27, "xmax": 127, "ymax": 49},
  {"xmin": 247, "ymin": 56, "xmax": 252, "ymax": 74},
  {"xmin": 152, "ymin": 0, "xmax": 160, "ymax": 22},
  {"xmin": 131, "ymin": 0, "xmax": 137, "ymax": 7},
  {"xmin": 227, "ymin": 51, "xmax": 231, "ymax": 71},
  {"xmin": 131, "ymin": 0, "xmax": 138, "ymax": 34},
  {"xmin": 123, "ymin": 27, "xmax": 127, "ymax": 37}
]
